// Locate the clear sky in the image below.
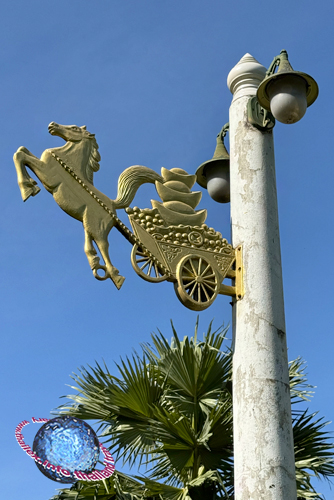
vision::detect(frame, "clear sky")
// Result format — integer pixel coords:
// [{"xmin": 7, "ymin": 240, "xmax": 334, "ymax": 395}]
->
[{"xmin": 1, "ymin": 1, "xmax": 334, "ymax": 498}]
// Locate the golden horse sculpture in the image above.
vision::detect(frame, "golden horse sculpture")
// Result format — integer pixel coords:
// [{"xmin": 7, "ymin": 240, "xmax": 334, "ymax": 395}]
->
[
  {"xmin": 14, "ymin": 122, "xmax": 242, "ymax": 310},
  {"xmin": 13, "ymin": 122, "xmax": 163, "ymax": 289}
]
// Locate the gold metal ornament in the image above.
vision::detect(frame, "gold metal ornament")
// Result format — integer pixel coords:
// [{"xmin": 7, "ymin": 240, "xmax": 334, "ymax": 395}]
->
[{"xmin": 13, "ymin": 122, "xmax": 243, "ymax": 310}]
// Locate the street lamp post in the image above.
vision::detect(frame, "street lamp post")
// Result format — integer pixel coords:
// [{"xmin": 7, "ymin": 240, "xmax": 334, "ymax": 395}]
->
[
  {"xmin": 197, "ymin": 51, "xmax": 318, "ymax": 499},
  {"xmin": 228, "ymin": 54, "xmax": 296, "ymax": 500}
]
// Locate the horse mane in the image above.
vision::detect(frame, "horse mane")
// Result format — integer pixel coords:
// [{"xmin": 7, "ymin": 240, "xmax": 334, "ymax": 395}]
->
[{"xmin": 85, "ymin": 131, "xmax": 101, "ymax": 184}]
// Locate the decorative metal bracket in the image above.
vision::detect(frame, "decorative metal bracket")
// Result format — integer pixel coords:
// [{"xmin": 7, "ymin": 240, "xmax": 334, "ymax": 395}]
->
[
  {"xmin": 219, "ymin": 245, "xmax": 244, "ymax": 300},
  {"xmin": 247, "ymin": 96, "xmax": 275, "ymax": 131}
]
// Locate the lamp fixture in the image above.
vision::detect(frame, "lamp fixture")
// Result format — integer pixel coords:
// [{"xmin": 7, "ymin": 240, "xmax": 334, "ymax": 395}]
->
[
  {"xmin": 196, "ymin": 123, "xmax": 230, "ymax": 203},
  {"xmin": 248, "ymin": 49, "xmax": 319, "ymax": 129}
]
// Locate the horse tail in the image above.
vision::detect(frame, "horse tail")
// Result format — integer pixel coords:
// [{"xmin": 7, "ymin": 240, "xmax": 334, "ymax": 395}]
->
[{"xmin": 113, "ymin": 165, "xmax": 163, "ymax": 209}]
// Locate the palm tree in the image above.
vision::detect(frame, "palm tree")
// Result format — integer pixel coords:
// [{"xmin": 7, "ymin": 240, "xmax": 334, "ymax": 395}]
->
[{"xmin": 50, "ymin": 321, "xmax": 334, "ymax": 500}]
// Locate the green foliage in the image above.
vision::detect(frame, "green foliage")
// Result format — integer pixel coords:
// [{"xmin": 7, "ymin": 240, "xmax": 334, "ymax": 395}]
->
[{"xmin": 51, "ymin": 322, "xmax": 334, "ymax": 500}]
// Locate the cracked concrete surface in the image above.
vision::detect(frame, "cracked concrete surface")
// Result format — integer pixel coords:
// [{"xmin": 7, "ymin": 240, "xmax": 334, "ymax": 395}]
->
[{"xmin": 229, "ymin": 91, "xmax": 297, "ymax": 499}]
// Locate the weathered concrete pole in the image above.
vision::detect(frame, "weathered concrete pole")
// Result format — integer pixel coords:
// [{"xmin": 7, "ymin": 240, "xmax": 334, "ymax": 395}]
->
[{"xmin": 227, "ymin": 54, "xmax": 297, "ymax": 500}]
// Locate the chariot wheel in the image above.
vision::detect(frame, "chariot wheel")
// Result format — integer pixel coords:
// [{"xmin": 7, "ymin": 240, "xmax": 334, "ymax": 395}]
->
[
  {"xmin": 131, "ymin": 244, "xmax": 167, "ymax": 283},
  {"xmin": 175, "ymin": 254, "xmax": 219, "ymax": 310}
]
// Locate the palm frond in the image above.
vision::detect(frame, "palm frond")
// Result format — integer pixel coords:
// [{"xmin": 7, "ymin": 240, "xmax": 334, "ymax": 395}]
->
[
  {"xmin": 49, "ymin": 471, "xmax": 146, "ymax": 500},
  {"xmin": 293, "ymin": 409, "xmax": 334, "ymax": 499},
  {"xmin": 136, "ymin": 476, "xmax": 185, "ymax": 500},
  {"xmin": 289, "ymin": 357, "xmax": 315, "ymax": 404}
]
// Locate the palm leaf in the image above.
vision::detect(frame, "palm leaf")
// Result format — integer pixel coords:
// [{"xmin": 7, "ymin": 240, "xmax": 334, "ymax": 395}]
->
[
  {"xmin": 293, "ymin": 410, "xmax": 334, "ymax": 499},
  {"xmin": 49, "ymin": 471, "xmax": 146, "ymax": 500},
  {"xmin": 289, "ymin": 357, "xmax": 315, "ymax": 404}
]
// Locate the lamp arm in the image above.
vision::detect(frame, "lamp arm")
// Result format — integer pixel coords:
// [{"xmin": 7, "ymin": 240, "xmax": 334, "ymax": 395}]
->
[
  {"xmin": 247, "ymin": 50, "xmax": 291, "ymax": 131},
  {"xmin": 265, "ymin": 50, "xmax": 289, "ymax": 77},
  {"xmin": 219, "ymin": 123, "xmax": 229, "ymax": 142}
]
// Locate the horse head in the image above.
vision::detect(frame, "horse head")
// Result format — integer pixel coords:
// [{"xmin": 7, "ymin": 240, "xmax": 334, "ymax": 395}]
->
[
  {"xmin": 48, "ymin": 122, "xmax": 101, "ymax": 181},
  {"xmin": 48, "ymin": 122, "xmax": 93, "ymax": 142}
]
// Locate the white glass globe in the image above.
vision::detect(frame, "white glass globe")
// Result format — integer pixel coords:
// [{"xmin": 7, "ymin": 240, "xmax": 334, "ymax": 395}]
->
[
  {"xmin": 267, "ymin": 75, "xmax": 308, "ymax": 124},
  {"xmin": 205, "ymin": 163, "xmax": 230, "ymax": 203}
]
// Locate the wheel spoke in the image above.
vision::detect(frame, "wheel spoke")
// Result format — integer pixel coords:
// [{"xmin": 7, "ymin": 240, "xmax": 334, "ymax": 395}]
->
[
  {"xmin": 189, "ymin": 258, "xmax": 197, "ymax": 276},
  {"xmin": 147, "ymin": 260, "xmax": 153, "ymax": 275},
  {"xmin": 197, "ymin": 283, "xmax": 202, "ymax": 302},
  {"xmin": 136, "ymin": 257, "xmax": 150, "ymax": 264},
  {"xmin": 201, "ymin": 263, "xmax": 211, "ymax": 277},
  {"xmin": 197, "ymin": 257, "xmax": 203, "ymax": 275},
  {"xmin": 140, "ymin": 260, "xmax": 150, "ymax": 271},
  {"xmin": 182, "ymin": 275, "xmax": 197, "ymax": 281},
  {"xmin": 154, "ymin": 263, "xmax": 161, "ymax": 277},
  {"xmin": 189, "ymin": 282, "xmax": 197, "ymax": 296},
  {"xmin": 184, "ymin": 278, "xmax": 196, "ymax": 287},
  {"xmin": 183, "ymin": 263, "xmax": 194, "ymax": 275},
  {"xmin": 202, "ymin": 273, "xmax": 216, "ymax": 280},
  {"xmin": 201, "ymin": 284, "xmax": 211, "ymax": 301},
  {"xmin": 203, "ymin": 277, "xmax": 217, "ymax": 285},
  {"xmin": 203, "ymin": 282, "xmax": 216, "ymax": 292}
]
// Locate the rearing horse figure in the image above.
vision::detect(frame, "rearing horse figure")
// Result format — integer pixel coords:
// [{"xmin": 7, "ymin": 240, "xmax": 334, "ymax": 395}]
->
[{"xmin": 13, "ymin": 122, "xmax": 163, "ymax": 289}]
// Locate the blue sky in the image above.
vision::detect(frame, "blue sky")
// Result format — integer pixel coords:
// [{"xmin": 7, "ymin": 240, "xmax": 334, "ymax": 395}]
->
[{"xmin": 1, "ymin": 1, "xmax": 334, "ymax": 498}]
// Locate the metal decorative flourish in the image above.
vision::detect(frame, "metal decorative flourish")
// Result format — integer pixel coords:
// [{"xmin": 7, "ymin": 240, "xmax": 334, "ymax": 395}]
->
[{"xmin": 14, "ymin": 122, "xmax": 242, "ymax": 310}]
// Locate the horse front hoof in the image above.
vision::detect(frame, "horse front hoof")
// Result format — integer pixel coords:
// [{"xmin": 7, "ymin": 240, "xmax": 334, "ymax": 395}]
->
[
  {"xmin": 21, "ymin": 183, "xmax": 41, "ymax": 202},
  {"xmin": 17, "ymin": 146, "xmax": 31, "ymax": 154}
]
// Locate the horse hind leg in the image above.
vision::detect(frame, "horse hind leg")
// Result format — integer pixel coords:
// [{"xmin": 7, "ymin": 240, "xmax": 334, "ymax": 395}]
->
[
  {"xmin": 84, "ymin": 231, "xmax": 125, "ymax": 290},
  {"xmin": 84, "ymin": 231, "xmax": 112, "ymax": 283},
  {"xmin": 84, "ymin": 231, "xmax": 101, "ymax": 271},
  {"xmin": 95, "ymin": 236, "xmax": 125, "ymax": 290}
]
